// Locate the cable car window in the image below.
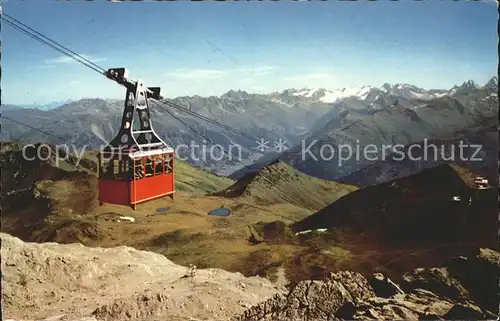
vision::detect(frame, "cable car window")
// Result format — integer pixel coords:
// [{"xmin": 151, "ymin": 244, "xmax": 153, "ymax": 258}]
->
[
  {"xmin": 113, "ymin": 160, "xmax": 120, "ymax": 175},
  {"xmin": 154, "ymin": 155, "xmax": 163, "ymax": 175},
  {"xmin": 134, "ymin": 159, "xmax": 144, "ymax": 180},
  {"xmin": 164, "ymin": 154, "xmax": 173, "ymax": 174},
  {"xmin": 145, "ymin": 157, "xmax": 154, "ymax": 177},
  {"xmin": 100, "ymin": 159, "xmax": 112, "ymax": 178},
  {"xmin": 106, "ymin": 159, "xmax": 128, "ymax": 180},
  {"xmin": 121, "ymin": 159, "xmax": 130, "ymax": 180},
  {"xmin": 121, "ymin": 159, "xmax": 128, "ymax": 174},
  {"xmin": 128, "ymin": 159, "xmax": 134, "ymax": 180}
]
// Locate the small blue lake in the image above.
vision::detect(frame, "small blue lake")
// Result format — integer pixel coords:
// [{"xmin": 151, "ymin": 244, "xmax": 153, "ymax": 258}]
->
[{"xmin": 208, "ymin": 208, "xmax": 231, "ymax": 217}]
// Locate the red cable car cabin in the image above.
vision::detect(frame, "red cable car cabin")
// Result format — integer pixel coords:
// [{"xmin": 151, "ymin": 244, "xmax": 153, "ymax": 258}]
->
[
  {"xmin": 98, "ymin": 68, "xmax": 175, "ymax": 209},
  {"xmin": 98, "ymin": 147, "xmax": 175, "ymax": 208}
]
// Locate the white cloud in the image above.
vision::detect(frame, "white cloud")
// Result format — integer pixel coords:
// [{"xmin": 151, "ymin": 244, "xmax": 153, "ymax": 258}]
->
[
  {"xmin": 165, "ymin": 65, "xmax": 276, "ymax": 80},
  {"xmin": 45, "ymin": 54, "xmax": 107, "ymax": 65}
]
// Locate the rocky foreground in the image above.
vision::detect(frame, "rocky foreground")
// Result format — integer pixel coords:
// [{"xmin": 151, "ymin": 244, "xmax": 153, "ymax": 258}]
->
[
  {"xmin": 1, "ymin": 233, "xmax": 282, "ymax": 321},
  {"xmin": 2, "ymin": 233, "xmax": 498, "ymax": 320},
  {"xmin": 239, "ymin": 248, "xmax": 499, "ymax": 320}
]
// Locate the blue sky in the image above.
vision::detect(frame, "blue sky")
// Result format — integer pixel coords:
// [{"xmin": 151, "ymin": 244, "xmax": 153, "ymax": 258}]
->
[{"xmin": 2, "ymin": 0, "xmax": 498, "ymax": 105}]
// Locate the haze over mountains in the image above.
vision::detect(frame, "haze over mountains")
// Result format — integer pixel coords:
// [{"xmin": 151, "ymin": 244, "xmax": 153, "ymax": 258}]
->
[
  {"xmin": 280, "ymin": 78, "xmax": 498, "ymax": 181},
  {"xmin": 2, "ymin": 99, "xmax": 76, "ymax": 111},
  {"xmin": 336, "ymin": 124, "xmax": 498, "ymax": 188},
  {"xmin": 2, "ymin": 77, "xmax": 498, "ymax": 182}
]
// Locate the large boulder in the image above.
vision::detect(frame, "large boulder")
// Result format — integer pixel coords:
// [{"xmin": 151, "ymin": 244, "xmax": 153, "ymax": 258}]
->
[
  {"xmin": 237, "ymin": 271, "xmax": 374, "ymax": 321},
  {"xmin": 239, "ymin": 249, "xmax": 499, "ymax": 320},
  {"xmin": 401, "ymin": 267, "xmax": 470, "ymax": 300}
]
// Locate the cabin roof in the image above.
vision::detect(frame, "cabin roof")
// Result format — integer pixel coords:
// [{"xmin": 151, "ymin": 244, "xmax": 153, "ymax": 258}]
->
[
  {"xmin": 100, "ymin": 146, "xmax": 174, "ymax": 158},
  {"xmin": 128, "ymin": 148, "xmax": 174, "ymax": 158}
]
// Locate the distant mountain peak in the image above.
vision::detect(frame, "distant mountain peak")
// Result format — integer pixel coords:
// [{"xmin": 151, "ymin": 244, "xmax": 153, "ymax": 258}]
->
[
  {"xmin": 222, "ymin": 89, "xmax": 250, "ymax": 99},
  {"xmin": 485, "ymin": 76, "xmax": 498, "ymax": 88},
  {"xmin": 381, "ymin": 83, "xmax": 392, "ymax": 92},
  {"xmin": 290, "ymin": 87, "xmax": 324, "ymax": 98},
  {"xmin": 377, "ymin": 83, "xmax": 444, "ymax": 100},
  {"xmin": 286, "ymin": 86, "xmax": 374, "ymax": 103},
  {"xmin": 383, "ymin": 83, "xmax": 424, "ymax": 91},
  {"xmin": 449, "ymin": 80, "xmax": 481, "ymax": 96},
  {"xmin": 461, "ymin": 80, "xmax": 479, "ymax": 89}
]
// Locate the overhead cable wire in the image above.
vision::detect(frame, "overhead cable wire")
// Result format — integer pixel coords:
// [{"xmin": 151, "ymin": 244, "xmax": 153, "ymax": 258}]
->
[
  {"xmin": 149, "ymin": 99, "xmax": 258, "ymax": 173},
  {"xmin": 156, "ymin": 99, "xmax": 258, "ymax": 143},
  {"xmin": 1, "ymin": 13, "xmax": 262, "ymax": 177},
  {"xmin": 149, "ymin": 100, "xmax": 305, "ymax": 209},
  {"xmin": 2, "ymin": 115, "xmax": 73, "ymax": 143},
  {"xmin": 1, "ymin": 18, "xmax": 105, "ymax": 75},
  {"xmin": 2, "ymin": 12, "xmax": 353, "ymax": 215},
  {"xmin": 3, "ymin": 11, "xmax": 362, "ymax": 164},
  {"xmin": 2, "ymin": 12, "xmax": 107, "ymax": 74},
  {"xmin": 1, "ymin": 115, "xmax": 98, "ymax": 173},
  {"xmin": 2, "ymin": 13, "xmax": 259, "ymax": 145}
]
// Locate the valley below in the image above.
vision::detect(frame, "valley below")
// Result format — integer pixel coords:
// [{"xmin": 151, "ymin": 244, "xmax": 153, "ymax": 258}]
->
[
  {"xmin": 1, "ymin": 75, "xmax": 498, "ymax": 321},
  {"xmin": 1, "ymin": 140, "xmax": 498, "ymax": 320}
]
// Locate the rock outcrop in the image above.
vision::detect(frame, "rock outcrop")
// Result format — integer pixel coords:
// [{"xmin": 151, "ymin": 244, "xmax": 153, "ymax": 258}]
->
[
  {"xmin": 238, "ymin": 248, "xmax": 499, "ymax": 320},
  {"xmin": 3, "ymin": 231, "xmax": 497, "ymax": 321},
  {"xmin": 1, "ymin": 233, "xmax": 282, "ymax": 321}
]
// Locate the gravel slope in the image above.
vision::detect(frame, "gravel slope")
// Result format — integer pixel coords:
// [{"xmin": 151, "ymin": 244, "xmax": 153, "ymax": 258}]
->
[{"xmin": 1, "ymin": 233, "xmax": 283, "ymax": 321}]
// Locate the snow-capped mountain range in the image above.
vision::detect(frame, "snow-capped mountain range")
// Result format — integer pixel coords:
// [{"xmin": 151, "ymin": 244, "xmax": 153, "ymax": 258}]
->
[
  {"xmin": 280, "ymin": 80, "xmax": 487, "ymax": 104},
  {"xmin": 290, "ymin": 86, "xmax": 374, "ymax": 103},
  {"xmin": 7, "ymin": 77, "xmax": 496, "ymax": 110},
  {"xmin": 2, "ymin": 77, "xmax": 497, "ymax": 177}
]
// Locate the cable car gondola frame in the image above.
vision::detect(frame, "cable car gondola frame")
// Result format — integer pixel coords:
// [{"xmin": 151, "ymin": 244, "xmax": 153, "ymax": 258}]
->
[{"xmin": 98, "ymin": 68, "xmax": 175, "ymax": 210}]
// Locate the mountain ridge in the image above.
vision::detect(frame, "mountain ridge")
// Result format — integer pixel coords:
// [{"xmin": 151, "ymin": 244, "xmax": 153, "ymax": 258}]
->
[
  {"xmin": 2, "ymin": 77, "xmax": 497, "ymax": 180},
  {"xmin": 6, "ymin": 76, "xmax": 496, "ymax": 109},
  {"xmin": 210, "ymin": 159, "xmax": 357, "ymax": 211},
  {"xmin": 290, "ymin": 163, "xmax": 497, "ymax": 259},
  {"xmin": 279, "ymin": 84, "xmax": 498, "ymax": 181}
]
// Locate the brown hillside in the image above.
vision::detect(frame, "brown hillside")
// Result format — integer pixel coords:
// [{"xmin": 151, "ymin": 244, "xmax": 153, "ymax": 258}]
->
[
  {"xmin": 211, "ymin": 159, "xmax": 357, "ymax": 211},
  {"xmin": 293, "ymin": 164, "xmax": 497, "ymax": 247},
  {"xmin": 1, "ymin": 142, "xmax": 99, "ymax": 242},
  {"xmin": 3, "ymin": 142, "xmax": 496, "ymax": 291}
]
